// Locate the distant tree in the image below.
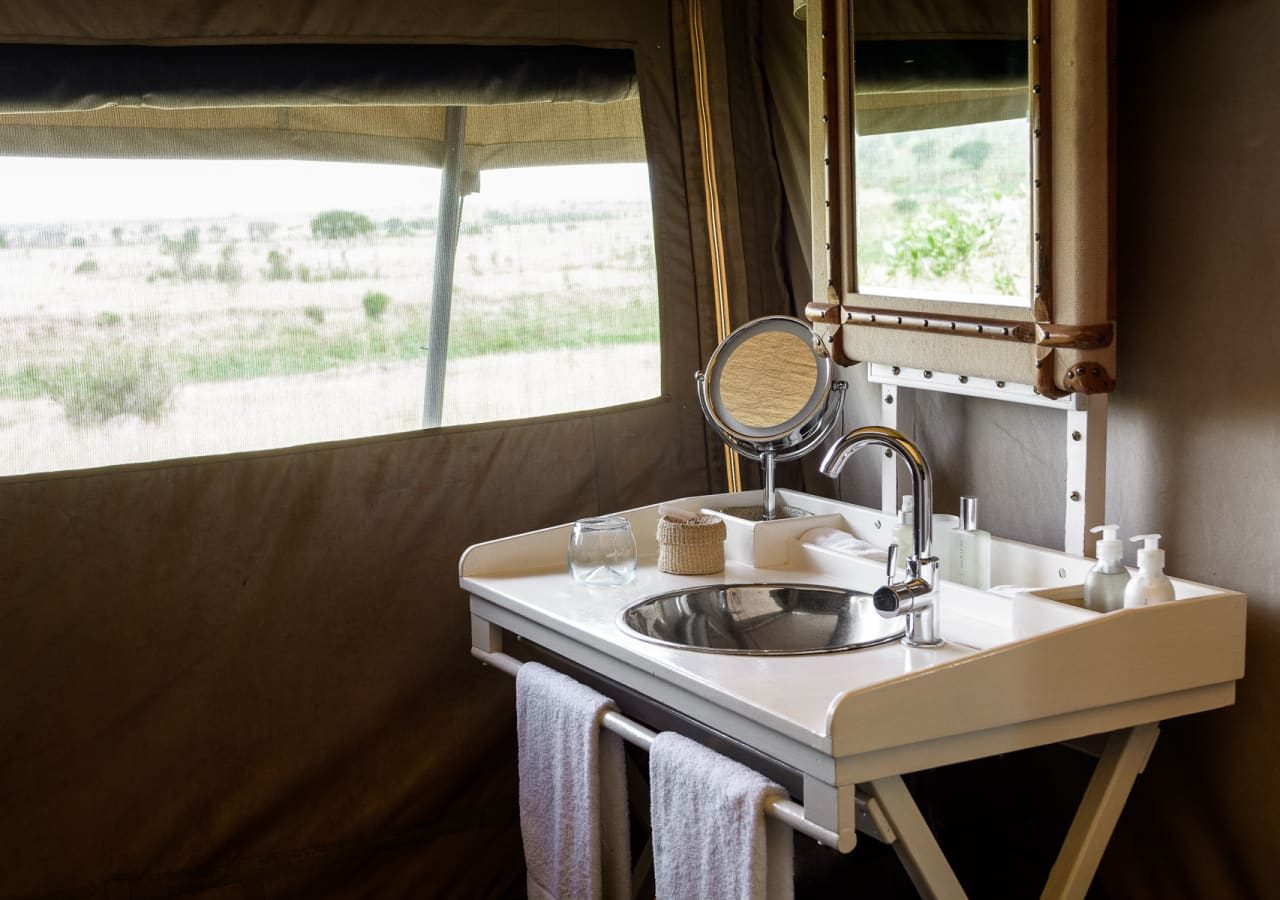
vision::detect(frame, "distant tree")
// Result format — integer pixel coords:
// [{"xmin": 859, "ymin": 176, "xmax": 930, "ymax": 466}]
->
[
  {"xmin": 950, "ymin": 140, "xmax": 992, "ymax": 171},
  {"xmin": 310, "ymin": 210, "xmax": 374, "ymax": 241},
  {"xmin": 384, "ymin": 217, "xmax": 413, "ymax": 237},
  {"xmin": 911, "ymin": 140, "xmax": 938, "ymax": 164},
  {"xmin": 111, "ymin": 226, "xmax": 124, "ymax": 245},
  {"xmin": 248, "ymin": 220, "xmax": 278, "ymax": 242}
]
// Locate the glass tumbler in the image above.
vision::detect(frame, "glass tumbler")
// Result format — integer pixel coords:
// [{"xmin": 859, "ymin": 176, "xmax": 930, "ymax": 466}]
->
[{"xmin": 568, "ymin": 515, "xmax": 638, "ymax": 586}]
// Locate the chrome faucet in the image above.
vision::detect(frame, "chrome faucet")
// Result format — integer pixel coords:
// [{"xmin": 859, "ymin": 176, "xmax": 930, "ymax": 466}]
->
[{"xmin": 818, "ymin": 426, "xmax": 942, "ymax": 647}]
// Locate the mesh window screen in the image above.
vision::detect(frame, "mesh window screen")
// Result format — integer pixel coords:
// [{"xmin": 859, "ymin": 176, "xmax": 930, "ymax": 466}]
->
[{"xmin": 0, "ymin": 47, "xmax": 660, "ymax": 477}]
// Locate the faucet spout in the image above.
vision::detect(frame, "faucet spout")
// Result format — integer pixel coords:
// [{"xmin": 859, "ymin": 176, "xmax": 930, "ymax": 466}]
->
[{"xmin": 819, "ymin": 426, "xmax": 942, "ymax": 647}]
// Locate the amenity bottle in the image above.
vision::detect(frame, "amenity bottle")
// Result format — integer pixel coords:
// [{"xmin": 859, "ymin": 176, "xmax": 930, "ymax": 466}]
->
[
  {"xmin": 1123, "ymin": 534, "xmax": 1175, "ymax": 607},
  {"xmin": 953, "ymin": 496, "xmax": 991, "ymax": 590},
  {"xmin": 1083, "ymin": 524, "xmax": 1130, "ymax": 612}
]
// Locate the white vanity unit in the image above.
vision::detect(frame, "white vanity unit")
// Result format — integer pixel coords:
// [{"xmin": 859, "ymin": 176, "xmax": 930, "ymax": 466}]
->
[{"xmin": 464, "ymin": 489, "xmax": 1245, "ymax": 899}]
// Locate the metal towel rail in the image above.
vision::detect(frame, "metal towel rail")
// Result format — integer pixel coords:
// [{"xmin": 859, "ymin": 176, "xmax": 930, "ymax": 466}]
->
[{"xmin": 472, "ymin": 647, "xmax": 844, "ymax": 849}]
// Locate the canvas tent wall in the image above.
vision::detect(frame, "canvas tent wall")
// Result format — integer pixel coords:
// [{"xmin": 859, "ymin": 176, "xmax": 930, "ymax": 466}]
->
[
  {"xmin": 6, "ymin": 2, "xmax": 1276, "ymax": 899},
  {"xmin": 0, "ymin": 1, "xmax": 796, "ymax": 897}
]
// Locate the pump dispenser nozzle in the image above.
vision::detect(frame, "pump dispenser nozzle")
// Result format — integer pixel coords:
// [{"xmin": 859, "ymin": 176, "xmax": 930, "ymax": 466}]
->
[
  {"xmin": 1130, "ymin": 533, "xmax": 1164, "ymax": 571},
  {"xmin": 1090, "ymin": 524, "xmax": 1122, "ymax": 564}
]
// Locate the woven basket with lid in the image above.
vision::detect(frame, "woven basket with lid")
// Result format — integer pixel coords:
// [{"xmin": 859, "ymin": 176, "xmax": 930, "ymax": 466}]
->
[{"xmin": 656, "ymin": 514, "xmax": 727, "ymax": 575}]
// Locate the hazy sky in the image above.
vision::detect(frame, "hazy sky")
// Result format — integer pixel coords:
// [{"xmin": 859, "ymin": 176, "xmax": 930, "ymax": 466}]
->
[{"xmin": 2, "ymin": 157, "xmax": 652, "ymax": 224}]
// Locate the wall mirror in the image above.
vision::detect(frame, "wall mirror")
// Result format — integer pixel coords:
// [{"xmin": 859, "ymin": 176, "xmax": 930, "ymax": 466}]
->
[
  {"xmin": 696, "ymin": 316, "xmax": 846, "ymax": 520},
  {"xmin": 806, "ymin": 1, "xmax": 1116, "ymax": 398}
]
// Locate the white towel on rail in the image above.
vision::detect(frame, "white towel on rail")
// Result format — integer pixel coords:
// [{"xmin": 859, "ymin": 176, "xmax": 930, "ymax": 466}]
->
[
  {"xmin": 649, "ymin": 731, "xmax": 793, "ymax": 900},
  {"xmin": 516, "ymin": 661, "xmax": 630, "ymax": 900}
]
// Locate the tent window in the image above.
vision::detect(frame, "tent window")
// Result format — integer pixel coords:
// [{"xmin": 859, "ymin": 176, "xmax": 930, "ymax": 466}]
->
[{"xmin": 0, "ymin": 46, "xmax": 661, "ymax": 477}]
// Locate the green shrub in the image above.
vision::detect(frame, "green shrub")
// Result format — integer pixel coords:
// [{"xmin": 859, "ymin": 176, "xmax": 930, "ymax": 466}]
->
[
  {"xmin": 74, "ymin": 258, "xmax": 99, "ymax": 275},
  {"xmin": 887, "ymin": 203, "xmax": 999, "ymax": 282},
  {"xmin": 303, "ymin": 305, "xmax": 325, "ymax": 325},
  {"xmin": 263, "ymin": 249, "xmax": 292, "ymax": 281},
  {"xmin": 215, "ymin": 243, "xmax": 244, "ymax": 292},
  {"xmin": 310, "ymin": 210, "xmax": 374, "ymax": 241},
  {"xmin": 362, "ymin": 291, "xmax": 391, "ymax": 321},
  {"xmin": 159, "ymin": 227, "xmax": 201, "ymax": 280},
  {"xmin": 49, "ymin": 342, "xmax": 176, "ymax": 427},
  {"xmin": 95, "ymin": 311, "xmax": 123, "ymax": 328}
]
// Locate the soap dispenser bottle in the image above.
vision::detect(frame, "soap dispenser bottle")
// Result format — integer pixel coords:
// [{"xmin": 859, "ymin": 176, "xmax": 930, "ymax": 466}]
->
[
  {"xmin": 1083, "ymin": 524, "xmax": 1130, "ymax": 612},
  {"xmin": 1122, "ymin": 534, "xmax": 1176, "ymax": 607},
  {"xmin": 954, "ymin": 496, "xmax": 991, "ymax": 590},
  {"xmin": 893, "ymin": 494, "xmax": 914, "ymax": 575}
]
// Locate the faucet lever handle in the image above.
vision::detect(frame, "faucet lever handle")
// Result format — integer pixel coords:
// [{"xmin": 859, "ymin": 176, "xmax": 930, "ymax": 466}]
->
[{"xmin": 885, "ymin": 543, "xmax": 898, "ymax": 580}]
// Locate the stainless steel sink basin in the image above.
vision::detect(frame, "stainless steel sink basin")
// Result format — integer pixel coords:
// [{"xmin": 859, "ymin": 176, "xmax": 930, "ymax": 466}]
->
[{"xmin": 618, "ymin": 583, "xmax": 905, "ymax": 655}]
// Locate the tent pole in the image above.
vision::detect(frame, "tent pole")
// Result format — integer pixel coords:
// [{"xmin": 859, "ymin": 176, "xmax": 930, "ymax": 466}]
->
[{"xmin": 422, "ymin": 105, "xmax": 468, "ymax": 428}]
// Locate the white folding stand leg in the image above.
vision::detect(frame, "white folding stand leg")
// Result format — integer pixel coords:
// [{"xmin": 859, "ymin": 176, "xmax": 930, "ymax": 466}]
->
[
  {"xmin": 1041, "ymin": 723, "xmax": 1160, "ymax": 900},
  {"xmin": 865, "ymin": 775, "xmax": 967, "ymax": 900}
]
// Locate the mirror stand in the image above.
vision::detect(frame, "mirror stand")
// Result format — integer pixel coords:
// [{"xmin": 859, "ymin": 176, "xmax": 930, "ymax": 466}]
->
[
  {"xmin": 696, "ymin": 375, "xmax": 847, "ymax": 519},
  {"xmin": 868, "ymin": 363, "xmax": 1107, "ymax": 555}
]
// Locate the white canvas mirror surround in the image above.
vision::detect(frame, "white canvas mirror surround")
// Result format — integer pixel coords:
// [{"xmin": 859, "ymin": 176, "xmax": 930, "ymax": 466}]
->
[{"xmin": 807, "ymin": 1, "xmax": 1117, "ymax": 398}]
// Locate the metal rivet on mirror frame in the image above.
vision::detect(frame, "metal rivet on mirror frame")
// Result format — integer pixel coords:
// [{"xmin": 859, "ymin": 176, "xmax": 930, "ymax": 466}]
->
[
  {"xmin": 1072, "ymin": 430, "xmax": 1082, "ymax": 442},
  {"xmin": 996, "ymin": 381, "xmax": 1006, "ymax": 388},
  {"xmin": 884, "ymin": 395, "xmax": 894, "ymax": 405},
  {"xmin": 1058, "ymin": 568, "xmax": 1067, "ymax": 579},
  {"xmin": 891, "ymin": 366, "xmax": 901, "ymax": 375},
  {"xmin": 1033, "ymin": 84, "xmax": 1042, "ymax": 94},
  {"xmin": 923, "ymin": 370, "xmax": 933, "ymax": 379},
  {"xmin": 874, "ymin": 520, "xmax": 882, "ymax": 530},
  {"xmin": 959, "ymin": 375, "xmax": 969, "ymax": 384},
  {"xmin": 1070, "ymin": 491, "xmax": 1082, "ymax": 502}
]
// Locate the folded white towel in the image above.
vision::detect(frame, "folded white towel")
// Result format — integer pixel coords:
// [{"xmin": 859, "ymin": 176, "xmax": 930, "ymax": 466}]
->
[
  {"xmin": 650, "ymin": 732, "xmax": 793, "ymax": 900},
  {"xmin": 516, "ymin": 662, "xmax": 630, "ymax": 900},
  {"xmin": 800, "ymin": 526, "xmax": 889, "ymax": 563}
]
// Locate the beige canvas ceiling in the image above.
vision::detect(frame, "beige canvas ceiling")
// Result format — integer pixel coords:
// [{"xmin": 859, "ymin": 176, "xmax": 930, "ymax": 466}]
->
[{"xmin": 0, "ymin": 101, "xmax": 647, "ymax": 172}]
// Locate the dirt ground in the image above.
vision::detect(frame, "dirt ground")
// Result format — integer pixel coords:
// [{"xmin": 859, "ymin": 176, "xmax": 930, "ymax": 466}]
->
[{"xmin": 0, "ymin": 343, "xmax": 660, "ymax": 476}]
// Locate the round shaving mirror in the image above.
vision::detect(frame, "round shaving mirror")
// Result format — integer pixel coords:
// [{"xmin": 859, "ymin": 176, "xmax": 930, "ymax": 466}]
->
[{"xmin": 697, "ymin": 316, "xmax": 845, "ymax": 519}]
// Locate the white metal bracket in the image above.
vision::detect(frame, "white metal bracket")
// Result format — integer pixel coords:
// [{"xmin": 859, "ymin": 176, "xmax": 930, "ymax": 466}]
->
[{"xmin": 868, "ymin": 364, "xmax": 1108, "ymax": 555}]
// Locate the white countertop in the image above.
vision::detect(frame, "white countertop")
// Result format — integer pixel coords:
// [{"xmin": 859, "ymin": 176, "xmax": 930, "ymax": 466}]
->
[{"xmin": 463, "ymin": 491, "xmax": 1245, "ymax": 781}]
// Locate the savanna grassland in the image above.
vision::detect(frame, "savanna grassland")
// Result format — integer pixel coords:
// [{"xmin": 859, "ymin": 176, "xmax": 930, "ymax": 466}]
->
[{"xmin": 0, "ymin": 200, "xmax": 660, "ymax": 474}]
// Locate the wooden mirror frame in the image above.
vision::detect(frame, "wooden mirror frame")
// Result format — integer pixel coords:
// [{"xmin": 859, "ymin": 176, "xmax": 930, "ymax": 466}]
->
[{"xmin": 804, "ymin": 0, "xmax": 1115, "ymax": 398}]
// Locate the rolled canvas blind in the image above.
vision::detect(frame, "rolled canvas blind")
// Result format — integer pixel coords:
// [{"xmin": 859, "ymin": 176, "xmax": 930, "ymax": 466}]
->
[
  {"xmin": 0, "ymin": 43, "xmax": 646, "ymax": 169},
  {"xmin": 845, "ymin": 0, "xmax": 1028, "ymax": 134}
]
